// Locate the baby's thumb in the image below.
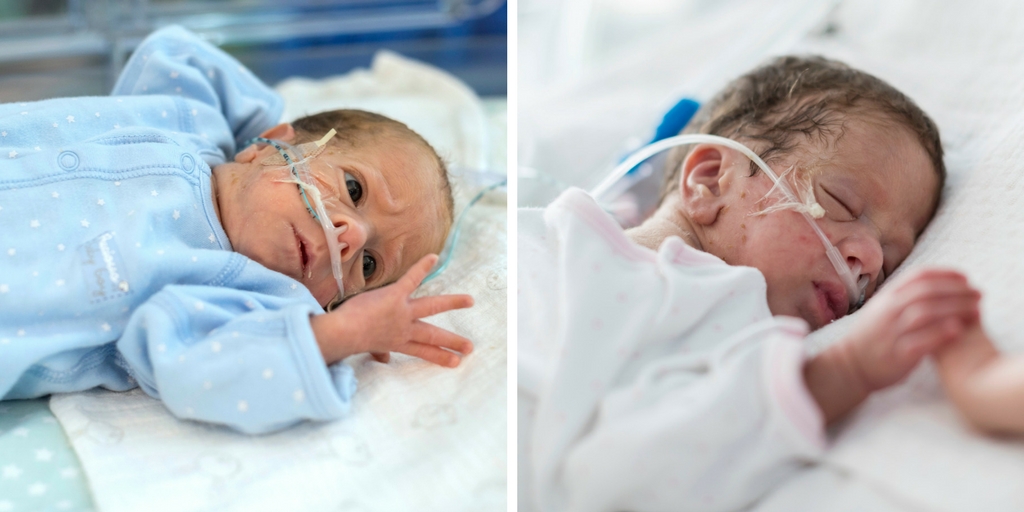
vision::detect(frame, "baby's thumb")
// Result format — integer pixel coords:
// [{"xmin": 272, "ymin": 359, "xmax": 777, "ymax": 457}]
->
[{"xmin": 399, "ymin": 254, "xmax": 440, "ymax": 292}]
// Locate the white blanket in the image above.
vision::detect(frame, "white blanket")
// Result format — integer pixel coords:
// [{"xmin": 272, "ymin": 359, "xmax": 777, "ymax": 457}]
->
[
  {"xmin": 49, "ymin": 51, "xmax": 507, "ymax": 512},
  {"xmin": 783, "ymin": 1, "xmax": 1024, "ymax": 510},
  {"xmin": 522, "ymin": 0, "xmax": 1024, "ymax": 510}
]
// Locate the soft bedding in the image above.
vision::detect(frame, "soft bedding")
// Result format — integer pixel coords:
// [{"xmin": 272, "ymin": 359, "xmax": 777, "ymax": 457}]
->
[
  {"xmin": 521, "ymin": 0, "xmax": 1024, "ymax": 510},
  {"xmin": 33, "ymin": 51, "xmax": 505, "ymax": 512},
  {"xmin": 0, "ymin": 399, "xmax": 92, "ymax": 511}
]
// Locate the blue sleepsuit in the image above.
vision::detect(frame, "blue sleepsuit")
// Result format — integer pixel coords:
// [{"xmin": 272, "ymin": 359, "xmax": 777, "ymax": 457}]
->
[{"xmin": 0, "ymin": 26, "xmax": 356, "ymax": 434}]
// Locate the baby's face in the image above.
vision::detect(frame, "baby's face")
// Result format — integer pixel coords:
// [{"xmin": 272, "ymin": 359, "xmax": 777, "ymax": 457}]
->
[
  {"xmin": 226, "ymin": 137, "xmax": 448, "ymax": 305},
  {"xmin": 708, "ymin": 117, "xmax": 938, "ymax": 329}
]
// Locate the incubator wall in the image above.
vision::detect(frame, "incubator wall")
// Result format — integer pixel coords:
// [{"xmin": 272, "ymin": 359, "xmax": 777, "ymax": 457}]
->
[{"xmin": 0, "ymin": 0, "xmax": 507, "ymax": 102}]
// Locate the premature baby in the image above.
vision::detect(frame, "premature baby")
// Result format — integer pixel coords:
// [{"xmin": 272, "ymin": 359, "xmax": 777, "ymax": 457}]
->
[
  {"xmin": 518, "ymin": 56, "xmax": 977, "ymax": 512},
  {"xmin": 0, "ymin": 26, "xmax": 472, "ymax": 434}
]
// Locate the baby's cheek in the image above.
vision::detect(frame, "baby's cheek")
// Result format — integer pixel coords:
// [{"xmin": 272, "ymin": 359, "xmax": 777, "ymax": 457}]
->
[{"xmin": 752, "ymin": 229, "xmax": 819, "ymax": 275}]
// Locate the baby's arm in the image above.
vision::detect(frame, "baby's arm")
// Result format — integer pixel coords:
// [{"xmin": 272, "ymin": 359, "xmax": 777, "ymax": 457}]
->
[
  {"xmin": 803, "ymin": 269, "xmax": 980, "ymax": 424},
  {"xmin": 310, "ymin": 255, "xmax": 475, "ymax": 367},
  {"xmin": 934, "ymin": 324, "xmax": 1024, "ymax": 435},
  {"xmin": 115, "ymin": 255, "xmax": 470, "ymax": 434},
  {"xmin": 113, "ymin": 25, "xmax": 283, "ymax": 151}
]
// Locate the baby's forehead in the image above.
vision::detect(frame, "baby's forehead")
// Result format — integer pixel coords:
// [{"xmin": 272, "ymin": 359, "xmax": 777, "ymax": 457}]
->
[
  {"xmin": 779, "ymin": 114, "xmax": 924, "ymax": 171},
  {"xmin": 322, "ymin": 140, "xmax": 450, "ymax": 238},
  {"xmin": 798, "ymin": 119, "xmax": 935, "ymax": 213},
  {"xmin": 321, "ymin": 137, "xmax": 438, "ymax": 177}
]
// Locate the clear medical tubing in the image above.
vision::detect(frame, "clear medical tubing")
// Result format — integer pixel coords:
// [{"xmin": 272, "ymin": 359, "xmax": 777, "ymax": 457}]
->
[
  {"xmin": 590, "ymin": 134, "xmax": 867, "ymax": 308},
  {"xmin": 247, "ymin": 131, "xmax": 347, "ymax": 302},
  {"xmin": 247, "ymin": 132, "xmax": 506, "ymax": 311},
  {"xmin": 424, "ymin": 176, "xmax": 508, "ymax": 283}
]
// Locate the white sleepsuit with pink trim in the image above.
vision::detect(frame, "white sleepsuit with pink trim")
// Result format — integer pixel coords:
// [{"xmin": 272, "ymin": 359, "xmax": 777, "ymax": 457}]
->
[{"xmin": 518, "ymin": 188, "xmax": 826, "ymax": 512}]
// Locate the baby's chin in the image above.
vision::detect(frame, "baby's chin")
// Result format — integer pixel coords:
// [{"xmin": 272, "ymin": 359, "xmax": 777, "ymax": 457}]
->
[
  {"xmin": 794, "ymin": 311, "xmax": 826, "ymax": 332},
  {"xmin": 767, "ymin": 300, "xmax": 827, "ymax": 332}
]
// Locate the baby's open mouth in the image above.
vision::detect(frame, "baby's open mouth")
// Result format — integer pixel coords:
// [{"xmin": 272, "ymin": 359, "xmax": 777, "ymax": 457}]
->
[
  {"xmin": 813, "ymin": 281, "xmax": 849, "ymax": 326},
  {"xmin": 825, "ymin": 291, "xmax": 838, "ymax": 322},
  {"xmin": 293, "ymin": 227, "xmax": 310, "ymax": 279}
]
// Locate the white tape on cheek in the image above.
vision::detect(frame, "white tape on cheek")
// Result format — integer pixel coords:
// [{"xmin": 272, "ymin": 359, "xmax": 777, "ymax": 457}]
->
[
  {"xmin": 273, "ymin": 176, "xmax": 331, "ymax": 215},
  {"xmin": 751, "ymin": 165, "xmax": 826, "ymax": 218},
  {"xmin": 796, "ymin": 169, "xmax": 826, "ymax": 219},
  {"xmin": 273, "ymin": 176, "xmax": 316, "ymax": 195}
]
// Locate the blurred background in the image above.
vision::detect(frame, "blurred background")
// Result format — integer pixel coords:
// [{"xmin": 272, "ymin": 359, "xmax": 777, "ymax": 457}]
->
[
  {"xmin": 518, "ymin": 0, "xmax": 842, "ymax": 211},
  {"xmin": 0, "ymin": 0, "xmax": 507, "ymax": 102}
]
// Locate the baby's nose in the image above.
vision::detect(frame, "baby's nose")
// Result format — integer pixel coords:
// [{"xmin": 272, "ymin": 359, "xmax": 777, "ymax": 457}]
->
[
  {"xmin": 844, "ymin": 239, "xmax": 883, "ymax": 287},
  {"xmin": 332, "ymin": 218, "xmax": 368, "ymax": 263}
]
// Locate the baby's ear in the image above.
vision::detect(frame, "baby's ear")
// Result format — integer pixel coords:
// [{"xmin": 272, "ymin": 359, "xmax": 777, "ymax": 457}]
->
[
  {"xmin": 235, "ymin": 123, "xmax": 298, "ymax": 163},
  {"xmin": 234, "ymin": 144, "xmax": 259, "ymax": 163},
  {"xmin": 680, "ymin": 144, "xmax": 729, "ymax": 225},
  {"xmin": 258, "ymin": 123, "xmax": 296, "ymax": 142}
]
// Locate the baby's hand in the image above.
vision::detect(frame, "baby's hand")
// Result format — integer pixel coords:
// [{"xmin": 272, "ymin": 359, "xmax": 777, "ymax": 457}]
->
[
  {"xmin": 806, "ymin": 268, "xmax": 980, "ymax": 423},
  {"xmin": 839, "ymin": 268, "xmax": 980, "ymax": 393},
  {"xmin": 311, "ymin": 254, "xmax": 475, "ymax": 367}
]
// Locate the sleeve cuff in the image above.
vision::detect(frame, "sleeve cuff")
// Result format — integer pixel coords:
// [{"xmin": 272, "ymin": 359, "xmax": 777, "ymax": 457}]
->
[
  {"xmin": 764, "ymin": 316, "xmax": 827, "ymax": 452},
  {"xmin": 285, "ymin": 307, "xmax": 357, "ymax": 420}
]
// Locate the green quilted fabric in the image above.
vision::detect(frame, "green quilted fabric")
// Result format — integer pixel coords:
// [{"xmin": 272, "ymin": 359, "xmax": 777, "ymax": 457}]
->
[{"xmin": 0, "ymin": 399, "xmax": 93, "ymax": 512}]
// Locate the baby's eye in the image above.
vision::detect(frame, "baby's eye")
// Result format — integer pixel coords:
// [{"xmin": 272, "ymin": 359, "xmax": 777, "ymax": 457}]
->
[
  {"xmin": 362, "ymin": 253, "xmax": 377, "ymax": 279},
  {"xmin": 345, "ymin": 172, "xmax": 363, "ymax": 203},
  {"xmin": 818, "ymin": 185, "xmax": 857, "ymax": 221}
]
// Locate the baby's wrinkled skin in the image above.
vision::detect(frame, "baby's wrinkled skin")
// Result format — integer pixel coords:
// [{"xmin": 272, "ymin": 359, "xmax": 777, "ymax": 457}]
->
[
  {"xmin": 211, "ymin": 123, "xmax": 474, "ymax": 367},
  {"xmin": 627, "ymin": 114, "xmax": 980, "ymax": 424}
]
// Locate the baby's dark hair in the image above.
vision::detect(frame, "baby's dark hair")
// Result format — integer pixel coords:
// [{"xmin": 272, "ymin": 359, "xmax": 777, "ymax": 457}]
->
[
  {"xmin": 661, "ymin": 56, "xmax": 945, "ymax": 203},
  {"xmin": 289, "ymin": 109, "xmax": 455, "ymax": 230}
]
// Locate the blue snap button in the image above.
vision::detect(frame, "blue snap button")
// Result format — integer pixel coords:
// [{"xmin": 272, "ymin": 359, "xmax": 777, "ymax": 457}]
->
[
  {"xmin": 181, "ymin": 153, "xmax": 196, "ymax": 173},
  {"xmin": 58, "ymin": 151, "xmax": 79, "ymax": 171}
]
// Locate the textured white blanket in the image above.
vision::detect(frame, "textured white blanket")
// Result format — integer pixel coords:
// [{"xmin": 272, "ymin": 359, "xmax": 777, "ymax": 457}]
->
[{"xmin": 49, "ymin": 52, "xmax": 507, "ymax": 512}]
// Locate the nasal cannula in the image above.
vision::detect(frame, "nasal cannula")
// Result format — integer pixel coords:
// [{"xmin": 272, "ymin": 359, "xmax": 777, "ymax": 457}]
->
[{"xmin": 590, "ymin": 134, "xmax": 869, "ymax": 310}]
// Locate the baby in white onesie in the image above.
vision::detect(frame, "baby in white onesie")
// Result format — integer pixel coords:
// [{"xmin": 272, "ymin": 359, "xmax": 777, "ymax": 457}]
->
[{"xmin": 518, "ymin": 56, "xmax": 980, "ymax": 512}]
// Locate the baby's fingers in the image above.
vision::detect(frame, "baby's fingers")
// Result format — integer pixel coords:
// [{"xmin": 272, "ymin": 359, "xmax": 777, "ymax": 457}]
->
[
  {"xmin": 899, "ymin": 268, "xmax": 968, "ymax": 284},
  {"xmin": 411, "ymin": 320, "xmax": 475, "ymax": 355},
  {"xmin": 411, "ymin": 294, "xmax": 475, "ymax": 318},
  {"xmin": 895, "ymin": 274, "xmax": 977, "ymax": 305},
  {"xmin": 394, "ymin": 342, "xmax": 464, "ymax": 368},
  {"xmin": 397, "ymin": 254, "xmax": 440, "ymax": 293},
  {"xmin": 898, "ymin": 294, "xmax": 981, "ymax": 333},
  {"xmin": 897, "ymin": 317, "xmax": 963, "ymax": 361}
]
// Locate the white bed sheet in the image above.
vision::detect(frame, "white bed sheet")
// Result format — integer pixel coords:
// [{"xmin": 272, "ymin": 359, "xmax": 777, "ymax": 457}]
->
[
  {"xmin": 522, "ymin": 0, "xmax": 1024, "ymax": 510},
  {"xmin": 49, "ymin": 51, "xmax": 507, "ymax": 512}
]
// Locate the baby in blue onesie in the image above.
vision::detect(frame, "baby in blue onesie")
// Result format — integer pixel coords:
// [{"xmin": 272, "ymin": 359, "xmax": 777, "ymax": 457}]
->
[{"xmin": 0, "ymin": 26, "xmax": 474, "ymax": 434}]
